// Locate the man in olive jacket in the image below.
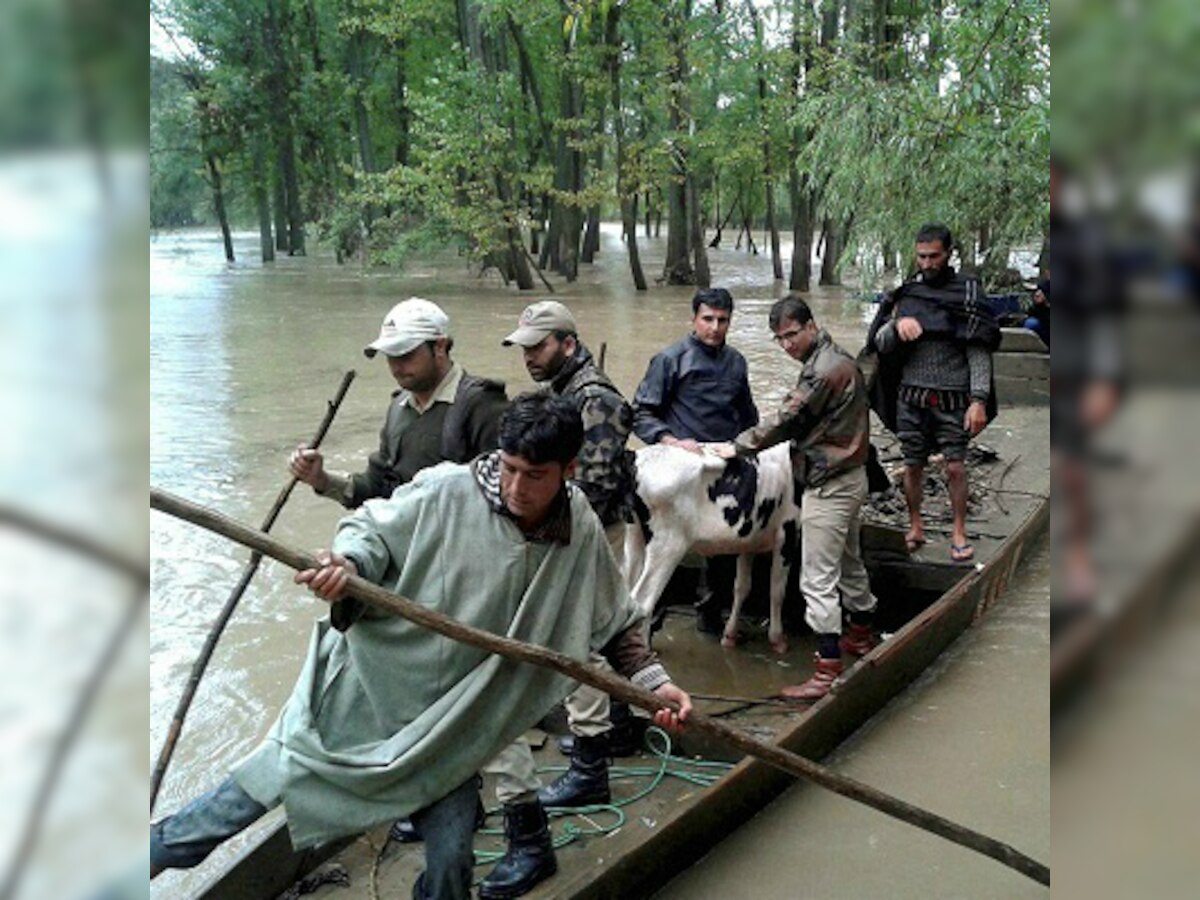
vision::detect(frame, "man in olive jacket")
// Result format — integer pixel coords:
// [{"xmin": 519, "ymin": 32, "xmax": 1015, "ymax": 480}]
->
[
  {"xmin": 289, "ymin": 297, "xmax": 508, "ymax": 508},
  {"xmin": 726, "ymin": 295, "xmax": 878, "ymax": 702}
]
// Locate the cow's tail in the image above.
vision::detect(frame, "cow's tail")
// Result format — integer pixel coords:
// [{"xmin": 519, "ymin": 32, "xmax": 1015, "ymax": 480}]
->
[{"xmin": 621, "ymin": 492, "xmax": 651, "ymax": 592}]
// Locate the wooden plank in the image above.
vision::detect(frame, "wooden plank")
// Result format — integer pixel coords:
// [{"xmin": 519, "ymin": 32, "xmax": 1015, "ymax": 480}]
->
[
  {"xmin": 191, "ymin": 822, "xmax": 353, "ymax": 900},
  {"xmin": 994, "ymin": 352, "xmax": 1050, "ymax": 380},
  {"xmin": 999, "ymin": 328, "xmax": 1048, "ymax": 353}
]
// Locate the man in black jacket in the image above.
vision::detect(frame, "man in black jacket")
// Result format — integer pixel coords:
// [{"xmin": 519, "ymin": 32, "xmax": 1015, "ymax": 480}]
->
[{"xmin": 632, "ymin": 287, "xmax": 759, "ymax": 633}]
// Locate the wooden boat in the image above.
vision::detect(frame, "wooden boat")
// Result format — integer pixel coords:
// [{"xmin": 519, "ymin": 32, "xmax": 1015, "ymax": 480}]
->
[{"xmin": 165, "ymin": 404, "xmax": 1048, "ymax": 900}]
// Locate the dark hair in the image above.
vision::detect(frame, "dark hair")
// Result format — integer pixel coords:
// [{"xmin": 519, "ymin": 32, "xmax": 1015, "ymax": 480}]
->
[
  {"xmin": 768, "ymin": 294, "xmax": 813, "ymax": 331},
  {"xmin": 499, "ymin": 393, "xmax": 583, "ymax": 465},
  {"xmin": 692, "ymin": 287, "xmax": 734, "ymax": 314},
  {"xmin": 915, "ymin": 223, "xmax": 953, "ymax": 250},
  {"xmin": 551, "ymin": 329, "xmax": 576, "ymax": 342}
]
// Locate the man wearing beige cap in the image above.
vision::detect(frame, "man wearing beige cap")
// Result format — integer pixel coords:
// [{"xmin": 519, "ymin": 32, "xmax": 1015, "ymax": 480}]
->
[
  {"xmin": 289, "ymin": 297, "xmax": 509, "ymax": 508},
  {"xmin": 502, "ymin": 300, "xmax": 641, "ymax": 814}
]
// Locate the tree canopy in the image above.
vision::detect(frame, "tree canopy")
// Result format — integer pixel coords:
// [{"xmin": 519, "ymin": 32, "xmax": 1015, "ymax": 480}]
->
[{"xmin": 150, "ymin": 0, "xmax": 1048, "ymax": 288}]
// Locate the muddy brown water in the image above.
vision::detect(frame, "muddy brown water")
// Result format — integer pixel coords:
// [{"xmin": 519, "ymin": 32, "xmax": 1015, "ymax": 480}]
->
[{"xmin": 653, "ymin": 536, "xmax": 1050, "ymax": 900}]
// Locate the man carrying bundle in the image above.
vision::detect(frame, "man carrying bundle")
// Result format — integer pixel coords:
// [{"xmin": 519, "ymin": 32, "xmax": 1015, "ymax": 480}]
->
[{"xmin": 866, "ymin": 223, "xmax": 1001, "ymax": 563}]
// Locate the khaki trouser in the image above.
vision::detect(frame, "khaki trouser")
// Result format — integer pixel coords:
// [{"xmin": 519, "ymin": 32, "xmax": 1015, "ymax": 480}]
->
[
  {"xmin": 482, "ymin": 737, "xmax": 542, "ymax": 804},
  {"xmin": 800, "ymin": 466, "xmax": 877, "ymax": 636},
  {"xmin": 562, "ymin": 521, "xmax": 631, "ymax": 737}
]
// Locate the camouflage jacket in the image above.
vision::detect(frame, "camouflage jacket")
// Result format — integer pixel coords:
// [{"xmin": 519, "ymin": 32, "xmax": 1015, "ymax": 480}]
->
[
  {"xmin": 734, "ymin": 330, "xmax": 869, "ymax": 488},
  {"xmin": 549, "ymin": 344, "xmax": 636, "ymax": 527}
]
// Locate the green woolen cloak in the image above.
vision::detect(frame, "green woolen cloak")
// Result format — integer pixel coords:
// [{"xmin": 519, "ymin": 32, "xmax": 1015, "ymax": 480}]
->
[{"xmin": 233, "ymin": 462, "xmax": 640, "ymax": 848}]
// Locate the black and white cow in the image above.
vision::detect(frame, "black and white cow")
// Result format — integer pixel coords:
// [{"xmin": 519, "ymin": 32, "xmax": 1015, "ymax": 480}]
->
[{"xmin": 622, "ymin": 443, "xmax": 800, "ymax": 653}]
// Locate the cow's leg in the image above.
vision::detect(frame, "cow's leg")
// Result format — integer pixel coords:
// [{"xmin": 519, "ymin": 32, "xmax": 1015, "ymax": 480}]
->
[
  {"xmin": 766, "ymin": 539, "xmax": 789, "ymax": 655},
  {"xmin": 621, "ymin": 521, "xmax": 647, "ymax": 592},
  {"xmin": 629, "ymin": 533, "xmax": 688, "ymax": 642},
  {"xmin": 722, "ymin": 553, "xmax": 753, "ymax": 648}
]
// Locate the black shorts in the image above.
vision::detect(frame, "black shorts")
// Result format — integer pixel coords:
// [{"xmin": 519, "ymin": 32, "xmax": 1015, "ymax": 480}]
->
[{"xmin": 896, "ymin": 397, "xmax": 969, "ymax": 466}]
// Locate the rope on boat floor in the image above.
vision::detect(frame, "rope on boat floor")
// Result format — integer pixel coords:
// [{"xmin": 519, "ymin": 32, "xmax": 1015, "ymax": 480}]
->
[{"xmin": 471, "ymin": 727, "xmax": 734, "ymax": 865}]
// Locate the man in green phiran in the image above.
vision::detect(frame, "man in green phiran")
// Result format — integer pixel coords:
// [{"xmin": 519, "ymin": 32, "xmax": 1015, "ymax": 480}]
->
[{"xmin": 151, "ymin": 393, "xmax": 692, "ymax": 900}]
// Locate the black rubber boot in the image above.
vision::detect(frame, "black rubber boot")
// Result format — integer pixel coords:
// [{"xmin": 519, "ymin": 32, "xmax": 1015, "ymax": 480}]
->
[
  {"xmin": 478, "ymin": 801, "xmax": 557, "ymax": 899},
  {"xmin": 389, "ymin": 797, "xmax": 486, "ymax": 844},
  {"xmin": 537, "ymin": 734, "xmax": 611, "ymax": 808},
  {"xmin": 605, "ymin": 701, "xmax": 644, "ymax": 757}
]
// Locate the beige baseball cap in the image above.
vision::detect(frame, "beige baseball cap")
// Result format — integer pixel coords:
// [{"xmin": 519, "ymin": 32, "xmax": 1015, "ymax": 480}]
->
[
  {"xmin": 502, "ymin": 300, "xmax": 578, "ymax": 347},
  {"xmin": 364, "ymin": 298, "xmax": 450, "ymax": 358}
]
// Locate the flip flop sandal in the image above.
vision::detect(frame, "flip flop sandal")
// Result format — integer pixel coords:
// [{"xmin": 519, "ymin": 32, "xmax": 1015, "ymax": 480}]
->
[{"xmin": 950, "ymin": 543, "xmax": 975, "ymax": 562}]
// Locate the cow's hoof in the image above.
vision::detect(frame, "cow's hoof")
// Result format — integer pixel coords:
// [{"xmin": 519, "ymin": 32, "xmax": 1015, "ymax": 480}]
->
[
  {"xmin": 720, "ymin": 633, "xmax": 739, "ymax": 649},
  {"xmin": 770, "ymin": 638, "xmax": 789, "ymax": 655}
]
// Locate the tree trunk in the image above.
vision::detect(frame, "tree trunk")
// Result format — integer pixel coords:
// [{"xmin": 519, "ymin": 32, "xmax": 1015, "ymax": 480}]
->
[
  {"xmin": 750, "ymin": 2, "xmax": 783, "ymax": 279},
  {"xmin": 252, "ymin": 138, "xmax": 274, "ymax": 263},
  {"xmin": 787, "ymin": 0, "xmax": 813, "ymax": 291},
  {"xmin": 581, "ymin": 144, "xmax": 603, "ymax": 264},
  {"xmin": 689, "ymin": 168, "xmax": 710, "ymax": 286},
  {"xmin": 206, "ymin": 155, "xmax": 235, "ymax": 263},
  {"xmin": 348, "ymin": 29, "xmax": 377, "ymax": 231},
  {"xmin": 819, "ymin": 216, "xmax": 841, "ymax": 285},
  {"xmin": 553, "ymin": 32, "xmax": 584, "ymax": 282},
  {"xmin": 273, "ymin": 160, "xmax": 290, "ymax": 253},
  {"xmin": 264, "ymin": 0, "xmax": 305, "ymax": 255},
  {"xmin": 395, "ymin": 38, "xmax": 410, "ymax": 166},
  {"xmin": 662, "ymin": 1, "xmax": 694, "ymax": 284},
  {"xmin": 883, "ymin": 239, "xmax": 897, "ymax": 272},
  {"xmin": 605, "ymin": 3, "xmax": 646, "ymax": 290},
  {"xmin": 581, "ymin": 23, "xmax": 606, "ymax": 270}
]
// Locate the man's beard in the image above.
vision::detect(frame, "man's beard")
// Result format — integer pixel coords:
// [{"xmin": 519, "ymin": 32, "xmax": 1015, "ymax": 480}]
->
[
  {"xmin": 529, "ymin": 350, "xmax": 567, "ymax": 382},
  {"xmin": 919, "ymin": 265, "xmax": 951, "ymax": 286}
]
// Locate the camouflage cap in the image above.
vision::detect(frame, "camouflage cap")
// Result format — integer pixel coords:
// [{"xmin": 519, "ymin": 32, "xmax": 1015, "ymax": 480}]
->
[{"xmin": 502, "ymin": 300, "xmax": 578, "ymax": 348}]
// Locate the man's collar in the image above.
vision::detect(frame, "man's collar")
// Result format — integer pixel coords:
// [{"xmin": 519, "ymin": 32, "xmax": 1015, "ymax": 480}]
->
[
  {"xmin": 799, "ymin": 329, "xmax": 829, "ymax": 364},
  {"xmin": 471, "ymin": 451, "xmax": 573, "ymax": 545},
  {"xmin": 687, "ymin": 333, "xmax": 724, "ymax": 355},
  {"xmin": 549, "ymin": 343, "xmax": 592, "ymax": 392},
  {"xmin": 403, "ymin": 362, "xmax": 463, "ymax": 413}
]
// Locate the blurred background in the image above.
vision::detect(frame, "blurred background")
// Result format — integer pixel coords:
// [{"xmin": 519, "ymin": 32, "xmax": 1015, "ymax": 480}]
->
[
  {"xmin": 1051, "ymin": 2, "xmax": 1200, "ymax": 899},
  {"xmin": 0, "ymin": 0, "xmax": 148, "ymax": 898},
  {"xmin": 0, "ymin": 0, "xmax": 1198, "ymax": 896}
]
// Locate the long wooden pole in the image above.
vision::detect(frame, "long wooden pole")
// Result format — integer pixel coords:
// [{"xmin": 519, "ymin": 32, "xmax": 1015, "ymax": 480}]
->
[
  {"xmin": 149, "ymin": 487, "xmax": 1050, "ymax": 888},
  {"xmin": 150, "ymin": 370, "xmax": 356, "ymax": 811}
]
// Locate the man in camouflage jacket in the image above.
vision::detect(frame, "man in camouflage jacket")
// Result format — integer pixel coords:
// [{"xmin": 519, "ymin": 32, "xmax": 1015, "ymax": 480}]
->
[
  {"xmin": 503, "ymin": 300, "xmax": 639, "ymax": 810},
  {"xmin": 726, "ymin": 295, "xmax": 879, "ymax": 702}
]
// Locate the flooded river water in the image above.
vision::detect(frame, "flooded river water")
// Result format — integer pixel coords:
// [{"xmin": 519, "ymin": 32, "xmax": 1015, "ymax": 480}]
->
[{"xmin": 654, "ymin": 537, "xmax": 1050, "ymax": 900}]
